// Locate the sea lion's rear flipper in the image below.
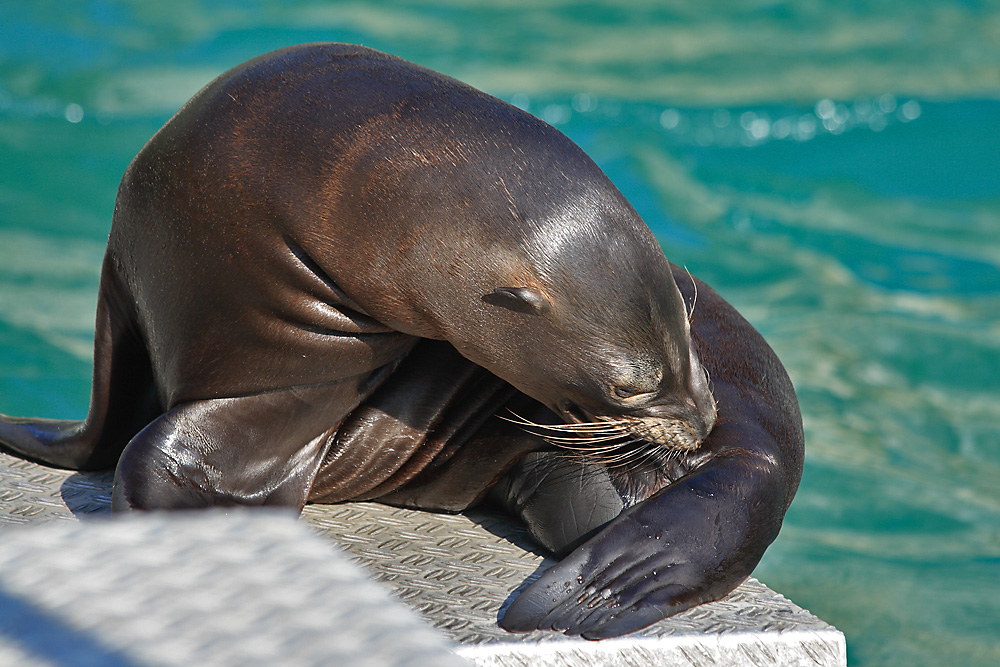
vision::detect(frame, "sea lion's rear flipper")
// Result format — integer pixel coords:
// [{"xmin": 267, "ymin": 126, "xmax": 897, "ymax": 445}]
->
[
  {"xmin": 489, "ymin": 451, "xmax": 627, "ymax": 556},
  {"xmin": 0, "ymin": 264, "xmax": 159, "ymax": 471},
  {"xmin": 110, "ymin": 381, "xmax": 368, "ymax": 511}
]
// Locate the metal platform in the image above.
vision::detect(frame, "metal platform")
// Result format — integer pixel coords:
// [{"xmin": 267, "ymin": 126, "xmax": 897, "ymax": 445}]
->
[{"xmin": 0, "ymin": 450, "xmax": 846, "ymax": 666}]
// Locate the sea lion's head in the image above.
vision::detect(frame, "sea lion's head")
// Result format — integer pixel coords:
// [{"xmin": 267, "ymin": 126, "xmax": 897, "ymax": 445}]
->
[
  {"xmin": 469, "ymin": 184, "xmax": 718, "ymax": 458},
  {"xmin": 336, "ymin": 95, "xmax": 716, "ymax": 456}
]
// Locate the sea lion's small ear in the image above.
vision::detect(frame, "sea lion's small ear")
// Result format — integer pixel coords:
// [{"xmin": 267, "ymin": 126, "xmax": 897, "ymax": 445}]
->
[{"xmin": 482, "ymin": 287, "xmax": 550, "ymax": 315}]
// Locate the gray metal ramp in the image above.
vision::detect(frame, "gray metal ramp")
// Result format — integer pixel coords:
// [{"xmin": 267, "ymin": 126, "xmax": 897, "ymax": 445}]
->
[{"xmin": 0, "ymin": 450, "xmax": 846, "ymax": 666}]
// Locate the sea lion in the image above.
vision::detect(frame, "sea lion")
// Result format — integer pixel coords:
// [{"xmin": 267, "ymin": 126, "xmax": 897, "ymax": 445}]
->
[{"xmin": 0, "ymin": 43, "xmax": 803, "ymax": 639}]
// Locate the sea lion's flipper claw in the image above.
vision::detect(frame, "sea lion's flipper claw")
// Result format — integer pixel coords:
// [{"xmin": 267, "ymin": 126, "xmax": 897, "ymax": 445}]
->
[{"xmin": 499, "ymin": 539, "xmax": 592, "ymax": 632}]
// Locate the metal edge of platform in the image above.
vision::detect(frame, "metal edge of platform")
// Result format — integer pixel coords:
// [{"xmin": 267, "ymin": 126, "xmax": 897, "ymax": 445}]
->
[{"xmin": 457, "ymin": 629, "xmax": 847, "ymax": 667}]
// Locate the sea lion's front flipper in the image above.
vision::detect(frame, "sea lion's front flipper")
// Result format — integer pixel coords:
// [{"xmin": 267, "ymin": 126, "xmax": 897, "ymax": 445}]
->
[
  {"xmin": 499, "ymin": 437, "xmax": 786, "ymax": 638},
  {"xmin": 111, "ymin": 381, "xmax": 366, "ymax": 511}
]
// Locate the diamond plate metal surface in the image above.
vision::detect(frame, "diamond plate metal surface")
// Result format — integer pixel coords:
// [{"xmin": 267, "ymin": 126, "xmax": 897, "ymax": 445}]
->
[
  {"xmin": 0, "ymin": 449, "xmax": 846, "ymax": 666},
  {"xmin": 302, "ymin": 503, "xmax": 846, "ymax": 666},
  {"xmin": 0, "ymin": 508, "xmax": 467, "ymax": 667}
]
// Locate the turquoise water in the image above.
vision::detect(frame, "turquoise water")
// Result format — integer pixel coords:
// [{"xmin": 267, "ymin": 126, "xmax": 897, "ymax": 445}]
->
[{"xmin": 2, "ymin": 2, "xmax": 998, "ymax": 664}]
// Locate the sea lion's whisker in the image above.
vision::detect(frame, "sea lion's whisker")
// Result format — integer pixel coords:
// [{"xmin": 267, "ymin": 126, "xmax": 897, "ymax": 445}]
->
[
  {"xmin": 537, "ymin": 433, "xmax": 629, "ymax": 445},
  {"xmin": 502, "ymin": 411, "xmax": 628, "ymax": 429},
  {"xmin": 503, "ymin": 409, "xmax": 702, "ymax": 455},
  {"xmin": 598, "ymin": 445, "xmax": 651, "ymax": 465},
  {"xmin": 540, "ymin": 434, "xmax": 650, "ymax": 456},
  {"xmin": 542, "ymin": 439, "xmax": 631, "ymax": 452},
  {"xmin": 499, "ymin": 412, "xmax": 629, "ymax": 434},
  {"xmin": 684, "ymin": 265, "xmax": 698, "ymax": 322},
  {"xmin": 540, "ymin": 429, "xmax": 629, "ymax": 442},
  {"xmin": 531, "ymin": 423, "xmax": 624, "ymax": 434},
  {"xmin": 580, "ymin": 438, "xmax": 648, "ymax": 462},
  {"xmin": 526, "ymin": 427, "xmax": 633, "ymax": 443},
  {"xmin": 500, "ymin": 414, "xmax": 637, "ymax": 445},
  {"xmin": 594, "ymin": 452, "xmax": 640, "ymax": 466},
  {"xmin": 601, "ymin": 449, "xmax": 656, "ymax": 469}
]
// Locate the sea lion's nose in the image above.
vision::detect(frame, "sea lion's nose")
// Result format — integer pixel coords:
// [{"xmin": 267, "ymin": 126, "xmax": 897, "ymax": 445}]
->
[
  {"xmin": 685, "ymin": 345, "xmax": 717, "ymax": 441},
  {"xmin": 687, "ymin": 362, "xmax": 717, "ymax": 441},
  {"xmin": 691, "ymin": 388, "xmax": 717, "ymax": 441}
]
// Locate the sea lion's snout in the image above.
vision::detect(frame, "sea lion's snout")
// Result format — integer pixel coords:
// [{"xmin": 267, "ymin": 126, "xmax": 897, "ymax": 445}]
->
[
  {"xmin": 634, "ymin": 394, "xmax": 715, "ymax": 451},
  {"xmin": 627, "ymin": 358, "xmax": 717, "ymax": 451},
  {"xmin": 543, "ymin": 344, "xmax": 718, "ymax": 453}
]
